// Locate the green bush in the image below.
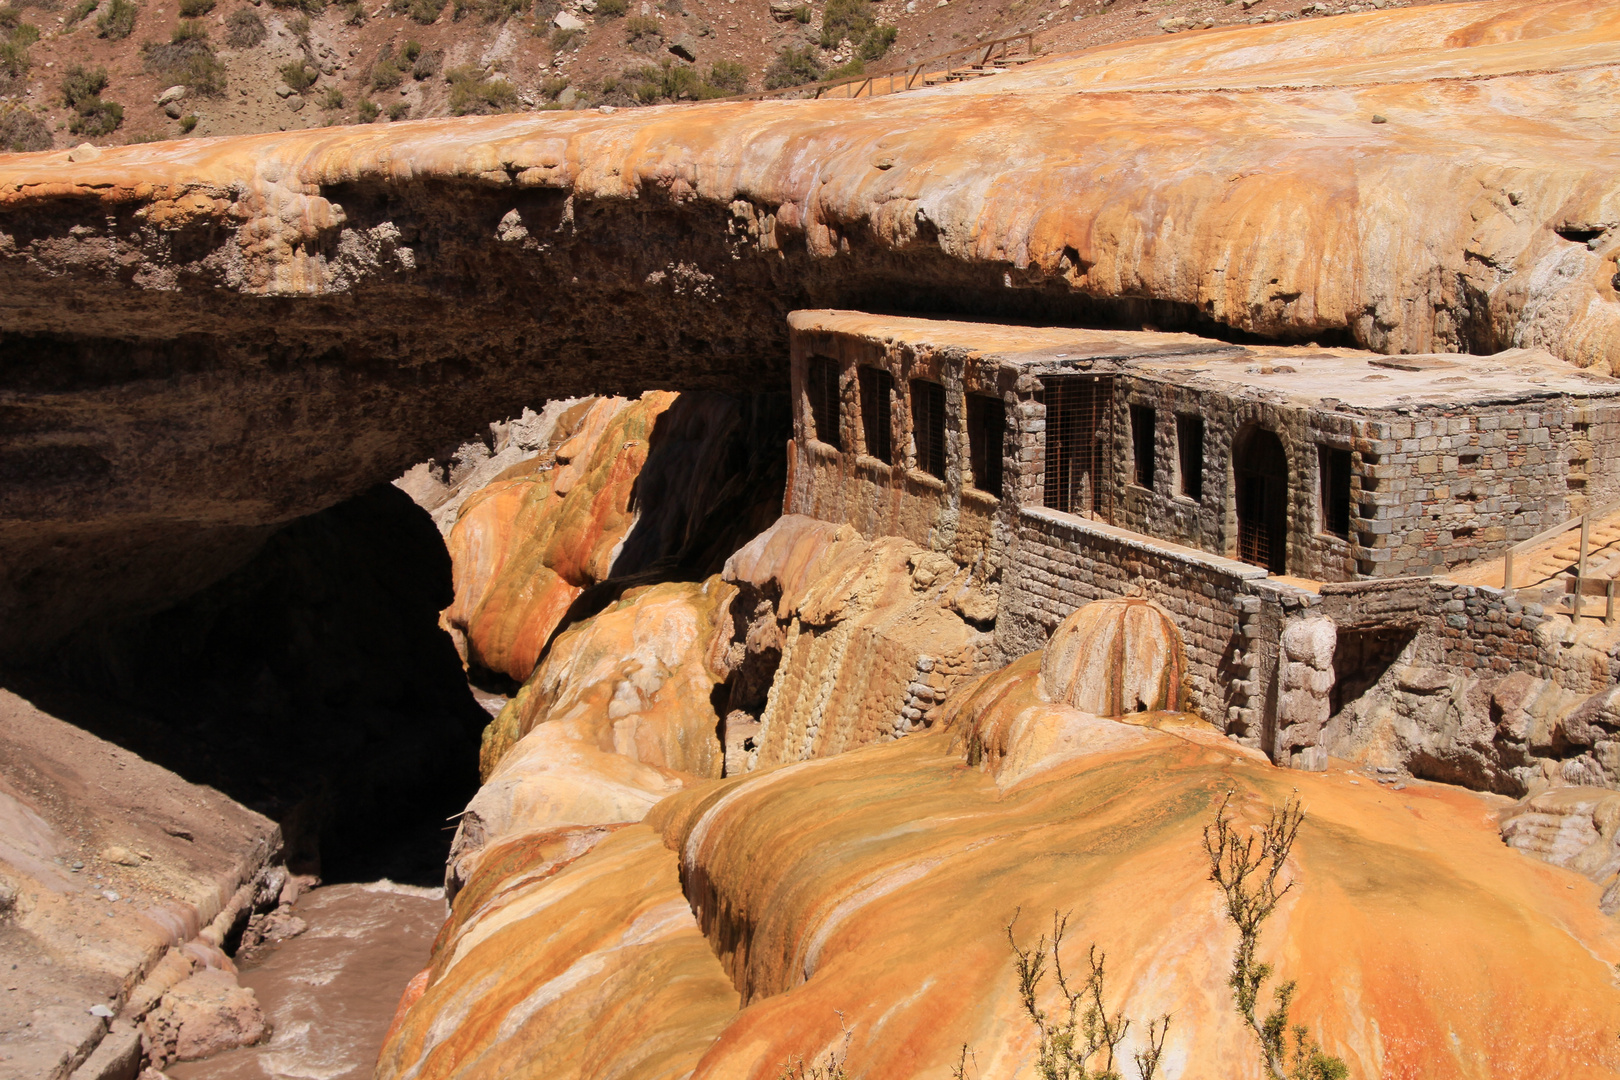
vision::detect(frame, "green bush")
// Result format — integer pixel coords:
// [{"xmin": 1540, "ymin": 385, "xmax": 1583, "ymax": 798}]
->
[
  {"xmin": 278, "ymin": 58, "xmax": 316, "ymax": 91},
  {"xmin": 622, "ymin": 12, "xmax": 659, "ymax": 50},
  {"xmin": 401, "ymin": 38, "xmax": 421, "ymax": 61},
  {"xmin": 549, "ymin": 24, "xmax": 582, "ymax": 49},
  {"xmin": 445, "ymin": 64, "xmax": 516, "ymax": 114},
  {"xmin": 538, "ymin": 73, "xmax": 568, "ymax": 99},
  {"xmin": 64, "ymin": 0, "xmax": 98, "ymax": 27},
  {"xmin": 357, "ymin": 97, "xmax": 379, "ymax": 121},
  {"xmin": 59, "ymin": 62, "xmax": 107, "ymax": 106},
  {"xmin": 594, "ymin": 0, "xmax": 625, "ymax": 15},
  {"xmin": 142, "ymin": 26, "xmax": 226, "ymax": 94},
  {"xmin": 453, "ymin": 0, "xmax": 524, "ymax": 21},
  {"xmin": 67, "ymin": 95, "xmax": 122, "ymax": 135},
  {"xmin": 223, "ymin": 6, "xmax": 264, "ymax": 46},
  {"xmin": 762, "ymin": 44, "xmax": 820, "ymax": 89},
  {"xmin": 857, "ymin": 22, "xmax": 894, "ymax": 60},
  {"xmin": 95, "ymin": 0, "xmax": 134, "ymax": 39},
  {"xmin": 0, "ymin": 7, "xmax": 40, "ymax": 82},
  {"xmin": 320, "ymin": 85, "xmax": 343, "ymax": 108},
  {"xmin": 390, "ymin": 0, "xmax": 444, "ymax": 23},
  {"xmin": 268, "ymin": 0, "xmax": 325, "ymax": 12},
  {"xmin": 791, "ymin": 2, "xmax": 809, "ymax": 20},
  {"xmin": 0, "ymin": 101, "xmax": 49, "ymax": 150},
  {"xmin": 826, "ymin": 56, "xmax": 861, "ymax": 79},
  {"xmin": 177, "ymin": 0, "xmax": 213, "ymax": 15},
  {"xmin": 386, "ymin": 100, "xmax": 408, "ymax": 120},
  {"xmin": 339, "ymin": 0, "xmax": 364, "ymax": 24},
  {"xmin": 369, "ymin": 51, "xmax": 403, "ymax": 89},
  {"xmin": 706, "ymin": 58, "xmax": 746, "ymax": 93},
  {"xmin": 178, "ymin": 111, "xmax": 197, "ymax": 132}
]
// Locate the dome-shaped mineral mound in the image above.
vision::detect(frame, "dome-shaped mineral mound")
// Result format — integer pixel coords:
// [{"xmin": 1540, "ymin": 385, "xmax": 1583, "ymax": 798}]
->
[{"xmin": 1040, "ymin": 597, "xmax": 1187, "ymax": 716}]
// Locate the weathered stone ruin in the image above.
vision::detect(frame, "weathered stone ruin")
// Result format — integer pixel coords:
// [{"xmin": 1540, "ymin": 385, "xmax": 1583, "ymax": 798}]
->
[{"xmin": 4, "ymin": 1, "xmax": 1620, "ymax": 1078}]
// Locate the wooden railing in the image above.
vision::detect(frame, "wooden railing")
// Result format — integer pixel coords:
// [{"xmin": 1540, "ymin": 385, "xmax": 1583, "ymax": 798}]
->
[
  {"xmin": 726, "ymin": 30, "xmax": 1041, "ymax": 103},
  {"xmin": 1501, "ymin": 497, "xmax": 1620, "ymax": 623}
]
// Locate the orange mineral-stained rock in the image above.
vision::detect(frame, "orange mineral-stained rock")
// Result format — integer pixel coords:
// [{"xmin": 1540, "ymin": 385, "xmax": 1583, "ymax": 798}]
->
[
  {"xmin": 449, "ymin": 577, "xmax": 739, "ymax": 893},
  {"xmin": 443, "ymin": 394, "xmax": 651, "ymax": 682},
  {"xmin": 641, "ymin": 666, "xmax": 1620, "ymax": 1078},
  {"xmin": 1039, "ymin": 596, "xmax": 1188, "ymax": 717},
  {"xmin": 722, "ymin": 515, "xmax": 994, "ymax": 770},
  {"xmin": 375, "ymin": 824, "xmax": 738, "ymax": 1080}
]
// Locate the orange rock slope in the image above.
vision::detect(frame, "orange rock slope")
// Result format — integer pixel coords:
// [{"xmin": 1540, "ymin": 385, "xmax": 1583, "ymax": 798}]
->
[
  {"xmin": 1, "ymin": 0, "xmax": 1617, "ymax": 369},
  {"xmin": 380, "ymin": 602, "xmax": 1620, "ymax": 1080}
]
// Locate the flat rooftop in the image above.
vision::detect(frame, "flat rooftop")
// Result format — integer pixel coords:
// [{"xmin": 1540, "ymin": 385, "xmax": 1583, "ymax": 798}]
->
[{"xmin": 789, "ymin": 310, "xmax": 1620, "ymax": 412}]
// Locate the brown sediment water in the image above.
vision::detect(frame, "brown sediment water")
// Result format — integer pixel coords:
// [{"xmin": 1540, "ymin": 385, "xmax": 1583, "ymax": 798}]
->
[{"xmin": 168, "ymin": 882, "xmax": 444, "ymax": 1080}]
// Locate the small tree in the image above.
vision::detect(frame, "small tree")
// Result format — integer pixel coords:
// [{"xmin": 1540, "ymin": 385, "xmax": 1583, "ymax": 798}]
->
[
  {"xmin": 1007, "ymin": 910, "xmax": 1169, "ymax": 1080},
  {"xmin": 1204, "ymin": 794, "xmax": 1347, "ymax": 1080}
]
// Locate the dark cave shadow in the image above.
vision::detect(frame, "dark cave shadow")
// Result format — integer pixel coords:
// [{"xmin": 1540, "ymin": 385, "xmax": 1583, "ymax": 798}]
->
[{"xmin": 4, "ymin": 484, "xmax": 487, "ymax": 887}]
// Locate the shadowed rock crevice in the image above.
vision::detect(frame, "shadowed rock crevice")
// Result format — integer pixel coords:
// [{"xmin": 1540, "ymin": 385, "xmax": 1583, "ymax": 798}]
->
[{"xmin": 6, "ymin": 483, "xmax": 486, "ymax": 885}]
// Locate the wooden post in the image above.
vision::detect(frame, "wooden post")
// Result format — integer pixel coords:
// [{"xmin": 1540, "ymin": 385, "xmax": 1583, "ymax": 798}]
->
[
  {"xmin": 1579, "ymin": 513, "xmax": 1591, "ymax": 620},
  {"xmin": 1504, "ymin": 547, "xmax": 1514, "ymax": 591},
  {"xmin": 1607, "ymin": 579, "xmax": 1615, "ymax": 627}
]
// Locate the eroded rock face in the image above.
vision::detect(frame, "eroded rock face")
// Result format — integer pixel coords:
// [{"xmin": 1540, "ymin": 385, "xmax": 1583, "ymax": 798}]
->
[
  {"xmin": 1038, "ymin": 597, "xmax": 1186, "ymax": 717},
  {"xmin": 2, "ymin": 0, "xmax": 1617, "ymax": 658}
]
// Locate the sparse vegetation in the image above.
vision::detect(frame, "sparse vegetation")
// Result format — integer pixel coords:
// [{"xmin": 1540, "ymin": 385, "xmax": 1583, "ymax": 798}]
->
[
  {"xmin": 594, "ymin": 0, "xmax": 625, "ymax": 15},
  {"xmin": 390, "ymin": 0, "xmax": 445, "ymax": 23},
  {"xmin": 357, "ymin": 96, "xmax": 379, "ymax": 121},
  {"xmin": 177, "ymin": 0, "xmax": 213, "ymax": 16},
  {"xmin": 774, "ymin": 1020, "xmax": 852, "ymax": 1080},
  {"xmin": 706, "ymin": 58, "xmax": 747, "ymax": 93},
  {"xmin": 791, "ymin": 3, "xmax": 810, "ymax": 21},
  {"xmin": 368, "ymin": 46, "xmax": 403, "ymax": 89},
  {"xmin": 386, "ymin": 100, "xmax": 408, "ymax": 120},
  {"xmin": 142, "ymin": 21, "xmax": 226, "ymax": 95},
  {"xmin": 549, "ymin": 24, "xmax": 583, "ymax": 49},
  {"xmin": 599, "ymin": 57, "xmax": 740, "ymax": 105},
  {"xmin": 622, "ymin": 12, "xmax": 661, "ymax": 51},
  {"xmin": 1204, "ymin": 795, "xmax": 1348, "ymax": 1080},
  {"xmin": 445, "ymin": 64, "xmax": 516, "ymax": 114},
  {"xmin": 320, "ymin": 85, "xmax": 344, "ymax": 108},
  {"xmin": 763, "ymin": 44, "xmax": 821, "ymax": 89},
  {"xmin": 339, "ymin": 0, "xmax": 364, "ymax": 25},
  {"xmin": 410, "ymin": 46, "xmax": 441, "ymax": 79},
  {"xmin": 223, "ymin": 6, "xmax": 265, "ymax": 46},
  {"xmin": 401, "ymin": 38, "xmax": 421, "ymax": 61},
  {"xmin": 1004, "ymin": 910, "xmax": 1170, "ymax": 1080},
  {"xmin": 817, "ymin": 0, "xmax": 895, "ymax": 61},
  {"xmin": 95, "ymin": 0, "xmax": 135, "ymax": 39},
  {"xmin": 538, "ymin": 73, "xmax": 568, "ymax": 99},
  {"xmin": 178, "ymin": 111, "xmax": 197, "ymax": 131},
  {"xmin": 268, "ymin": 0, "xmax": 325, "ymax": 13},
  {"xmin": 64, "ymin": 0, "xmax": 98, "ymax": 27},
  {"xmin": 63, "ymin": 69, "xmax": 124, "ymax": 136},
  {"xmin": 1, "ymin": 7, "xmax": 41, "ymax": 84},
  {"xmin": 453, "ymin": 0, "xmax": 525, "ymax": 22},
  {"xmin": 0, "ymin": 101, "xmax": 50, "ymax": 151},
  {"xmin": 278, "ymin": 58, "xmax": 317, "ymax": 91}
]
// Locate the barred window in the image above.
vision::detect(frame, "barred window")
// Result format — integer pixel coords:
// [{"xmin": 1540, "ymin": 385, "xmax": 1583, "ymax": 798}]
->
[
  {"xmin": 911, "ymin": 379, "xmax": 946, "ymax": 479},
  {"xmin": 967, "ymin": 394, "xmax": 1004, "ymax": 498},
  {"xmin": 859, "ymin": 366, "xmax": 894, "ymax": 464},
  {"xmin": 806, "ymin": 356, "xmax": 841, "ymax": 450}
]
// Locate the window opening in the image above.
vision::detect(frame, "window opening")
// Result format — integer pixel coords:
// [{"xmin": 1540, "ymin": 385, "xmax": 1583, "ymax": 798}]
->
[
  {"xmin": 1319, "ymin": 445, "xmax": 1352, "ymax": 539},
  {"xmin": 806, "ymin": 356, "xmax": 841, "ymax": 451},
  {"xmin": 967, "ymin": 394, "xmax": 1004, "ymax": 498},
  {"xmin": 858, "ymin": 366, "xmax": 894, "ymax": 464},
  {"xmin": 1041, "ymin": 375, "xmax": 1113, "ymax": 520},
  {"xmin": 1235, "ymin": 426, "xmax": 1288, "ymax": 573},
  {"xmin": 911, "ymin": 379, "xmax": 946, "ymax": 480},
  {"xmin": 1176, "ymin": 413, "xmax": 1204, "ymax": 500},
  {"xmin": 1130, "ymin": 404, "xmax": 1156, "ymax": 490}
]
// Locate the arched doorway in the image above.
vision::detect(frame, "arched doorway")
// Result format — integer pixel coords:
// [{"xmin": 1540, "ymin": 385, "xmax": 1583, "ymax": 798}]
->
[{"xmin": 1234, "ymin": 426, "xmax": 1289, "ymax": 573}]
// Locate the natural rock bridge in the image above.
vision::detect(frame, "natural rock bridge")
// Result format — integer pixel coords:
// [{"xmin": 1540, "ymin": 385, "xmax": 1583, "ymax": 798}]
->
[{"xmin": 2, "ymin": 0, "xmax": 1617, "ymax": 657}]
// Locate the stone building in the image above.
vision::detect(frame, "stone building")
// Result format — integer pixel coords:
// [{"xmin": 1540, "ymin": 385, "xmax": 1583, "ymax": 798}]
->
[{"xmin": 785, "ymin": 309, "xmax": 1620, "ymax": 782}]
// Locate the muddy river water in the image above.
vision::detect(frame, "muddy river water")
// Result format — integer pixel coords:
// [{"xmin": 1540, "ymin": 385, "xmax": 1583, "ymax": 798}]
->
[{"xmin": 168, "ymin": 882, "xmax": 444, "ymax": 1080}]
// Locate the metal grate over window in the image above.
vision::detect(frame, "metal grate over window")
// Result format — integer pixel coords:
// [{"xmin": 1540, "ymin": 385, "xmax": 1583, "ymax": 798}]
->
[
  {"xmin": 911, "ymin": 379, "xmax": 946, "ymax": 479},
  {"xmin": 1041, "ymin": 375, "xmax": 1113, "ymax": 520},
  {"xmin": 859, "ymin": 367, "xmax": 894, "ymax": 464},
  {"xmin": 806, "ymin": 356, "xmax": 841, "ymax": 450},
  {"xmin": 967, "ymin": 394, "xmax": 1005, "ymax": 498}
]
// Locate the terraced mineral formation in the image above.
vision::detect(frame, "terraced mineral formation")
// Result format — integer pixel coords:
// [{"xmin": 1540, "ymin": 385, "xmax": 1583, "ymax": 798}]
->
[
  {"xmin": 381, "ymin": 599, "xmax": 1620, "ymax": 1079},
  {"xmin": 3, "ymin": 0, "xmax": 1618, "ymax": 658}
]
